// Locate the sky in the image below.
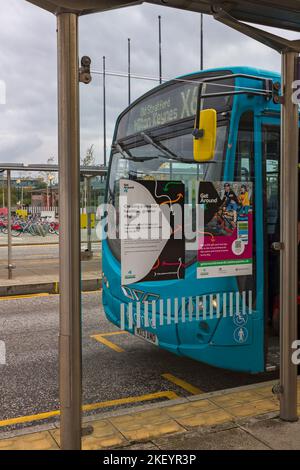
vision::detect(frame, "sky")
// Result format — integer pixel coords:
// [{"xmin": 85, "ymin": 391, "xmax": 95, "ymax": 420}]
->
[{"xmin": 0, "ymin": 0, "xmax": 297, "ymax": 167}]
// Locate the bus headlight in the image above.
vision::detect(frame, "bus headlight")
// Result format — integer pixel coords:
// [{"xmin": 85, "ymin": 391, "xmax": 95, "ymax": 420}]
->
[
  {"xmin": 103, "ymin": 275, "xmax": 109, "ymax": 289},
  {"xmin": 212, "ymin": 297, "xmax": 218, "ymax": 310}
]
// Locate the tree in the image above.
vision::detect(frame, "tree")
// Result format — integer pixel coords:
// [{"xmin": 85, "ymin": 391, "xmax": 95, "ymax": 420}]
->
[
  {"xmin": 81, "ymin": 145, "xmax": 95, "ymax": 213},
  {"xmin": 81, "ymin": 145, "xmax": 95, "ymax": 167}
]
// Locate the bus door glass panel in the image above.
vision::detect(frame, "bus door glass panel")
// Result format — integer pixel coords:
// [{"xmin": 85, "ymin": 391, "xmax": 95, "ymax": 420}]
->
[
  {"xmin": 234, "ymin": 112, "xmax": 255, "ymax": 302},
  {"xmin": 230, "ymin": 110, "xmax": 266, "ymax": 372},
  {"xmin": 262, "ymin": 126, "xmax": 280, "ymax": 330}
]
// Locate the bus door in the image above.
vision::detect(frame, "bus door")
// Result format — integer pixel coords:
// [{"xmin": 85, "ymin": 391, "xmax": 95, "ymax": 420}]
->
[
  {"xmin": 261, "ymin": 121, "xmax": 300, "ymax": 369},
  {"xmin": 251, "ymin": 118, "xmax": 281, "ymax": 371},
  {"xmin": 176, "ymin": 111, "xmax": 266, "ymax": 373}
]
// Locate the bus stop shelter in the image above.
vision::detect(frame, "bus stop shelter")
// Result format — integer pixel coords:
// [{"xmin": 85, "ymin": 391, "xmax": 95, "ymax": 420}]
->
[{"xmin": 25, "ymin": 0, "xmax": 300, "ymax": 449}]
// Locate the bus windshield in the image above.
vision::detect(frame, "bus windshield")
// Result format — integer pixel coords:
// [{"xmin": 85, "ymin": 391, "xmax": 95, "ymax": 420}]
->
[{"xmin": 107, "ymin": 124, "xmax": 228, "ymax": 264}]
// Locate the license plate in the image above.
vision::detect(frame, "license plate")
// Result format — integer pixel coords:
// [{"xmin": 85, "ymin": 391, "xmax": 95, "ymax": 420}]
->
[{"xmin": 134, "ymin": 327, "xmax": 158, "ymax": 345}]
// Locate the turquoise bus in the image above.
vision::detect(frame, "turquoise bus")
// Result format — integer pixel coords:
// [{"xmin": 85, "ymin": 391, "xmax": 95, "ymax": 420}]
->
[{"xmin": 102, "ymin": 66, "xmax": 286, "ymax": 373}]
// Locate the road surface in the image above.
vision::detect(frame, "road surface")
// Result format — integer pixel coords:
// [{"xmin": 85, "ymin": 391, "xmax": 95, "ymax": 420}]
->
[{"xmin": 0, "ymin": 292, "xmax": 277, "ymax": 434}]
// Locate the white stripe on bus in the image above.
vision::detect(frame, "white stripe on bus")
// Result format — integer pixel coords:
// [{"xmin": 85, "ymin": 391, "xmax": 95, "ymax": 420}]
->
[
  {"xmin": 196, "ymin": 296, "xmax": 200, "ymax": 321},
  {"xmin": 229, "ymin": 292, "xmax": 234, "ymax": 317},
  {"xmin": 209, "ymin": 294, "xmax": 214, "ymax": 319},
  {"xmin": 203, "ymin": 295, "xmax": 207, "ymax": 320},
  {"xmin": 152, "ymin": 300, "xmax": 157, "ymax": 328},
  {"xmin": 167, "ymin": 298, "xmax": 171, "ymax": 325},
  {"xmin": 120, "ymin": 303, "xmax": 125, "ymax": 330},
  {"xmin": 136, "ymin": 302, "xmax": 141, "ymax": 329},
  {"xmin": 216, "ymin": 293, "xmax": 220, "ymax": 319},
  {"xmin": 128, "ymin": 303, "xmax": 133, "ymax": 330},
  {"xmin": 160, "ymin": 299, "xmax": 164, "ymax": 326},
  {"xmin": 188, "ymin": 297, "xmax": 193, "ymax": 322},
  {"xmin": 144, "ymin": 301, "xmax": 149, "ymax": 327},
  {"xmin": 181, "ymin": 297, "xmax": 186, "ymax": 323},
  {"xmin": 249, "ymin": 290, "xmax": 253, "ymax": 314},
  {"xmin": 236, "ymin": 291, "xmax": 240, "ymax": 316},
  {"xmin": 242, "ymin": 291, "xmax": 246, "ymax": 316},
  {"xmin": 174, "ymin": 298, "xmax": 179, "ymax": 325},
  {"xmin": 223, "ymin": 292, "xmax": 227, "ymax": 318}
]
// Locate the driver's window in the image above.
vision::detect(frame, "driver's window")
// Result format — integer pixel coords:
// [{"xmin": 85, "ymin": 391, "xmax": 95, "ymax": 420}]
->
[{"xmin": 234, "ymin": 111, "xmax": 254, "ymax": 181}]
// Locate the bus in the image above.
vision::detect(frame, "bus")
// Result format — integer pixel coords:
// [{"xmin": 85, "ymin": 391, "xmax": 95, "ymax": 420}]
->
[{"xmin": 102, "ymin": 66, "xmax": 288, "ymax": 374}]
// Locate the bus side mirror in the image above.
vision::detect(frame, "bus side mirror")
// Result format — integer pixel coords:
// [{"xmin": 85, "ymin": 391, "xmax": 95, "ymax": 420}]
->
[{"xmin": 193, "ymin": 109, "xmax": 217, "ymax": 162}]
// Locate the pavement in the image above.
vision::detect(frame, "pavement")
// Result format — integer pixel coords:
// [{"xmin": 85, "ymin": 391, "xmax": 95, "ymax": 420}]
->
[
  {"xmin": 0, "ymin": 379, "xmax": 299, "ymax": 450},
  {"xmin": 0, "ymin": 240, "xmax": 101, "ymax": 295},
  {"xmin": 0, "ymin": 229, "xmax": 98, "ymax": 247}
]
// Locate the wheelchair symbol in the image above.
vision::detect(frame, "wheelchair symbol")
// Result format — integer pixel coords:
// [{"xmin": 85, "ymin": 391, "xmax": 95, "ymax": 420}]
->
[{"xmin": 233, "ymin": 311, "xmax": 248, "ymax": 327}]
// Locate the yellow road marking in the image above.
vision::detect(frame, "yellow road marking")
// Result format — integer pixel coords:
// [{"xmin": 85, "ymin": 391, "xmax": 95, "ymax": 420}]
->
[
  {"xmin": 162, "ymin": 373, "xmax": 203, "ymax": 395},
  {"xmin": 96, "ymin": 331, "xmax": 126, "ymax": 337},
  {"xmin": 0, "ymin": 391, "xmax": 179, "ymax": 428},
  {"xmin": 82, "ymin": 391, "xmax": 178, "ymax": 412},
  {"xmin": 0, "ymin": 290, "xmax": 101, "ymax": 302},
  {"xmin": 91, "ymin": 331, "xmax": 128, "ymax": 353},
  {"xmin": 0, "ymin": 293, "xmax": 50, "ymax": 301},
  {"xmin": 0, "ymin": 410, "xmax": 60, "ymax": 428},
  {"xmin": 82, "ymin": 290, "xmax": 102, "ymax": 295}
]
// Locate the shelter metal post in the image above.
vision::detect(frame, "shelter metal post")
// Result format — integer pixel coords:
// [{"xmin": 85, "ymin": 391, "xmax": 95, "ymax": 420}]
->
[
  {"xmin": 128, "ymin": 38, "xmax": 131, "ymax": 106},
  {"xmin": 7, "ymin": 170, "xmax": 13, "ymax": 280},
  {"xmin": 200, "ymin": 13, "xmax": 203, "ymax": 71},
  {"xmin": 103, "ymin": 56, "xmax": 107, "ymax": 167},
  {"xmin": 158, "ymin": 15, "xmax": 162, "ymax": 84},
  {"xmin": 57, "ymin": 11, "xmax": 82, "ymax": 450},
  {"xmin": 280, "ymin": 50, "xmax": 299, "ymax": 422},
  {"xmin": 87, "ymin": 176, "xmax": 92, "ymax": 254}
]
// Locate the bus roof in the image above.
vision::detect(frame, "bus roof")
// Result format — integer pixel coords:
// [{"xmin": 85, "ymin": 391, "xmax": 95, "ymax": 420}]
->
[
  {"xmin": 114, "ymin": 66, "xmax": 282, "ymax": 141},
  {"xmin": 177, "ymin": 66, "xmax": 280, "ymax": 82}
]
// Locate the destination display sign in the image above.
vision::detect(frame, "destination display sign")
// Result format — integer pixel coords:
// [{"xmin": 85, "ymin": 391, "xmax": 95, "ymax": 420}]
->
[{"xmin": 117, "ymin": 73, "xmax": 234, "ymax": 140}]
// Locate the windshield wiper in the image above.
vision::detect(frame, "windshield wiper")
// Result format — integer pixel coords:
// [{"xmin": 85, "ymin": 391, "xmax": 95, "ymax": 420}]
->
[
  {"xmin": 140, "ymin": 132, "xmax": 196, "ymax": 164},
  {"xmin": 113, "ymin": 143, "xmax": 156, "ymax": 162},
  {"xmin": 140, "ymin": 132, "xmax": 179, "ymax": 160}
]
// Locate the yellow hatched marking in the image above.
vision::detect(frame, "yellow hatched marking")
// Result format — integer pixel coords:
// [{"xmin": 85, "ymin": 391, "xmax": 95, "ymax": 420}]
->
[
  {"xmin": 91, "ymin": 331, "xmax": 128, "ymax": 353},
  {"xmin": 162, "ymin": 373, "xmax": 203, "ymax": 395}
]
